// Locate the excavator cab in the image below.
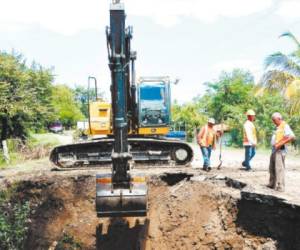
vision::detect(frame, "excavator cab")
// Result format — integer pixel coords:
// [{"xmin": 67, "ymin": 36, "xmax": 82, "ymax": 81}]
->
[{"xmin": 138, "ymin": 77, "xmax": 171, "ymax": 128}]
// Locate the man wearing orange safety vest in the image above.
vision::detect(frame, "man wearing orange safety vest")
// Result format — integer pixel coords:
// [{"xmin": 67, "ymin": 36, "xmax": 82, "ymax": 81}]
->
[
  {"xmin": 197, "ymin": 118, "xmax": 217, "ymax": 171},
  {"xmin": 268, "ymin": 112, "xmax": 295, "ymax": 192},
  {"xmin": 242, "ymin": 109, "xmax": 257, "ymax": 171}
]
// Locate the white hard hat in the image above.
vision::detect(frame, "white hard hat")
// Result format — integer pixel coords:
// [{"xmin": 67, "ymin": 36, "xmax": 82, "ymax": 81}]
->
[
  {"xmin": 208, "ymin": 118, "xmax": 216, "ymax": 124},
  {"xmin": 246, "ymin": 109, "xmax": 256, "ymax": 116}
]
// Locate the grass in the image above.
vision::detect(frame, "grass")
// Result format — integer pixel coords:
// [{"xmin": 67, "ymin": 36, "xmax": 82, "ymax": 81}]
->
[
  {"xmin": 0, "ymin": 183, "xmax": 31, "ymax": 250},
  {"xmin": 0, "ymin": 133, "xmax": 62, "ymax": 169},
  {"xmin": 30, "ymin": 133, "xmax": 61, "ymax": 147},
  {"xmin": 55, "ymin": 233, "xmax": 82, "ymax": 250}
]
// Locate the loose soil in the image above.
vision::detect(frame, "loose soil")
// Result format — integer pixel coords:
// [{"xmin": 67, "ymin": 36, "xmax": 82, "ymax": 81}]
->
[
  {"xmin": 1, "ymin": 143, "xmax": 300, "ymax": 250},
  {"xmin": 5, "ymin": 172, "xmax": 299, "ymax": 250}
]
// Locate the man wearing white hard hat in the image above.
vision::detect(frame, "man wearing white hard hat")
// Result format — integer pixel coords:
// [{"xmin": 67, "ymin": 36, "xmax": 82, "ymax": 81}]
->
[
  {"xmin": 197, "ymin": 118, "xmax": 217, "ymax": 171},
  {"xmin": 268, "ymin": 112, "xmax": 295, "ymax": 192},
  {"xmin": 242, "ymin": 109, "xmax": 257, "ymax": 171}
]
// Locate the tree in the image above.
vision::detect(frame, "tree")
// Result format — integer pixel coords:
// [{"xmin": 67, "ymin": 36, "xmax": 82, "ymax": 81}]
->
[
  {"xmin": 172, "ymin": 100, "xmax": 208, "ymax": 141},
  {"xmin": 261, "ymin": 31, "xmax": 300, "ymax": 114},
  {"xmin": 255, "ymin": 92, "xmax": 286, "ymax": 146},
  {"xmin": 0, "ymin": 52, "xmax": 55, "ymax": 162},
  {"xmin": 51, "ymin": 85, "xmax": 84, "ymax": 128},
  {"xmin": 26, "ymin": 62, "xmax": 56, "ymax": 131},
  {"xmin": 264, "ymin": 32, "xmax": 300, "ymax": 82},
  {"xmin": 0, "ymin": 52, "xmax": 54, "ymax": 139},
  {"xmin": 200, "ymin": 69, "xmax": 255, "ymax": 146},
  {"xmin": 171, "ymin": 69, "xmax": 256, "ymax": 146}
]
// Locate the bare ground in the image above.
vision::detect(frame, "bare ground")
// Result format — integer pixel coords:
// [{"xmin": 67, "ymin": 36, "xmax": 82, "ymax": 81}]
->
[
  {"xmin": 2, "ymin": 145, "xmax": 300, "ymax": 205},
  {"xmin": 1, "ymin": 143, "xmax": 300, "ymax": 249},
  {"xmin": 192, "ymin": 145, "xmax": 300, "ymax": 205},
  {"xmin": 11, "ymin": 174, "xmax": 281, "ymax": 250}
]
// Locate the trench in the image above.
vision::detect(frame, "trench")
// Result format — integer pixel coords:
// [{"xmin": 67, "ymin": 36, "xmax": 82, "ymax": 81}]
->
[{"xmin": 3, "ymin": 173, "xmax": 300, "ymax": 250}]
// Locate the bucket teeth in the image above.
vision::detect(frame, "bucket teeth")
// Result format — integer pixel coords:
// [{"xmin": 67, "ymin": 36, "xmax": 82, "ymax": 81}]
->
[{"xmin": 96, "ymin": 174, "xmax": 148, "ymax": 217}]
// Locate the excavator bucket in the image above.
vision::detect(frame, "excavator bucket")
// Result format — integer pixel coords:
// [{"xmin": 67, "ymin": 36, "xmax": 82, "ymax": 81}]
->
[{"xmin": 96, "ymin": 174, "xmax": 148, "ymax": 217}]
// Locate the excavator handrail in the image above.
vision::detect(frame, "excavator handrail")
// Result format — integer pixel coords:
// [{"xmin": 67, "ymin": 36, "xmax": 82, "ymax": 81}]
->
[
  {"xmin": 138, "ymin": 76, "xmax": 170, "ymax": 83},
  {"xmin": 88, "ymin": 76, "xmax": 98, "ymax": 135}
]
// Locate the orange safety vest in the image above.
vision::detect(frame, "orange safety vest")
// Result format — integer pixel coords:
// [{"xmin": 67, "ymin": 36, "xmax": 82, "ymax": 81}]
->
[
  {"xmin": 243, "ymin": 121, "xmax": 257, "ymax": 145},
  {"xmin": 198, "ymin": 125, "xmax": 216, "ymax": 147},
  {"xmin": 275, "ymin": 121, "xmax": 287, "ymax": 144}
]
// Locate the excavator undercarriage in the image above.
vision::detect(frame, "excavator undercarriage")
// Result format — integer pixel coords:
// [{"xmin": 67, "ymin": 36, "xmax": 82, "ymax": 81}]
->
[{"xmin": 50, "ymin": 137, "xmax": 193, "ymax": 169}]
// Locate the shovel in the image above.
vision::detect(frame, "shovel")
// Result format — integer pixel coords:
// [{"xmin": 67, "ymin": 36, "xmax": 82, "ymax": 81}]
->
[
  {"xmin": 217, "ymin": 136, "xmax": 223, "ymax": 170},
  {"xmin": 217, "ymin": 125, "xmax": 224, "ymax": 170}
]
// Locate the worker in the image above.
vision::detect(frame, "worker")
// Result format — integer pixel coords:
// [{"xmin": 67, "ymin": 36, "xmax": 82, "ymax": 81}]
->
[
  {"xmin": 197, "ymin": 118, "xmax": 217, "ymax": 171},
  {"xmin": 242, "ymin": 109, "xmax": 257, "ymax": 171},
  {"xmin": 268, "ymin": 112, "xmax": 295, "ymax": 192}
]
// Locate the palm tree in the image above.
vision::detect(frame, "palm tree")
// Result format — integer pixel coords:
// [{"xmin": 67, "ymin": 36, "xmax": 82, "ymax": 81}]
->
[{"xmin": 261, "ymin": 32, "xmax": 300, "ymax": 114}]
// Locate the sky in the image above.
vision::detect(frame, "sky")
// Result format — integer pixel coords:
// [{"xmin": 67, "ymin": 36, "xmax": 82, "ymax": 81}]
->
[{"xmin": 0, "ymin": 0, "xmax": 300, "ymax": 103}]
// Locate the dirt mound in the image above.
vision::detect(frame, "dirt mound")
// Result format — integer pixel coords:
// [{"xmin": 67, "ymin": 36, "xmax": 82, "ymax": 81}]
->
[{"xmin": 5, "ymin": 173, "xmax": 300, "ymax": 249}]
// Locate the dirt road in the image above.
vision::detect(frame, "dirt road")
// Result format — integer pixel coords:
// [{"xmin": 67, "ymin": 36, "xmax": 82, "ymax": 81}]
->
[
  {"xmin": 1, "ymin": 144, "xmax": 300, "ymax": 204},
  {"xmin": 193, "ymin": 145, "xmax": 300, "ymax": 205}
]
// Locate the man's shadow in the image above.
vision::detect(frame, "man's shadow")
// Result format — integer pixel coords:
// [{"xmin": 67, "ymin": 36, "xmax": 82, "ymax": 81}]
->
[{"xmin": 96, "ymin": 218, "xmax": 150, "ymax": 250}]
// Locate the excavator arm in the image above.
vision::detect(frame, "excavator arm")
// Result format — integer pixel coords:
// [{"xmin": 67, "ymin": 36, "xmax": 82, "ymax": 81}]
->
[
  {"xmin": 96, "ymin": 0, "xmax": 147, "ymax": 217},
  {"xmin": 108, "ymin": 0, "xmax": 131, "ymax": 186}
]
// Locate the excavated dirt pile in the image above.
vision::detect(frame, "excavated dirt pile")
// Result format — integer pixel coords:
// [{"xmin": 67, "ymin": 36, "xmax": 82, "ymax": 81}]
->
[{"xmin": 4, "ymin": 173, "xmax": 300, "ymax": 250}]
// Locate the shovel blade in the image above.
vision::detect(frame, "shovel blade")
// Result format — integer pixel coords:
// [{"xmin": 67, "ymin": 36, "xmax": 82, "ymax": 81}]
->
[{"xmin": 96, "ymin": 174, "xmax": 148, "ymax": 217}]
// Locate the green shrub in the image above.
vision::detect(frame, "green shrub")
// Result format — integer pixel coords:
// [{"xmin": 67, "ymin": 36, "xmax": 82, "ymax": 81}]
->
[
  {"xmin": 55, "ymin": 233, "xmax": 82, "ymax": 250},
  {"xmin": 0, "ymin": 186, "xmax": 30, "ymax": 250}
]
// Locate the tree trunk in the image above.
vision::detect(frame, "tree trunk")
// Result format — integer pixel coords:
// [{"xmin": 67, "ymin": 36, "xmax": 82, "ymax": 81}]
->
[
  {"xmin": 2, "ymin": 140, "xmax": 10, "ymax": 163},
  {"xmin": 1, "ymin": 115, "xmax": 10, "ymax": 163}
]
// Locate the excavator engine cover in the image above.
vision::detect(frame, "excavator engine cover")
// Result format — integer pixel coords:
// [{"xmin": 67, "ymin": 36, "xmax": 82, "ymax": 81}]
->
[{"xmin": 96, "ymin": 173, "xmax": 148, "ymax": 217}]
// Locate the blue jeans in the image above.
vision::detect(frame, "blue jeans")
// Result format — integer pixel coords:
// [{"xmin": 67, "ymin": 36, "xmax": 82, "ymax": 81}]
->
[
  {"xmin": 200, "ymin": 146, "xmax": 212, "ymax": 168},
  {"xmin": 242, "ymin": 146, "xmax": 256, "ymax": 169}
]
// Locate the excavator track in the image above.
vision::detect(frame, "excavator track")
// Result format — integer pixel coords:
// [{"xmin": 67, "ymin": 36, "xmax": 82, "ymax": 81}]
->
[{"xmin": 50, "ymin": 137, "xmax": 193, "ymax": 169}]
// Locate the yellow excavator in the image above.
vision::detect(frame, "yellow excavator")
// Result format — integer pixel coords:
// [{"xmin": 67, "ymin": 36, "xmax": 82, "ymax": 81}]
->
[
  {"xmin": 87, "ymin": 77, "xmax": 171, "ymax": 138},
  {"xmin": 50, "ymin": 0, "xmax": 193, "ymax": 217},
  {"xmin": 51, "ymin": 76, "xmax": 193, "ymax": 169}
]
